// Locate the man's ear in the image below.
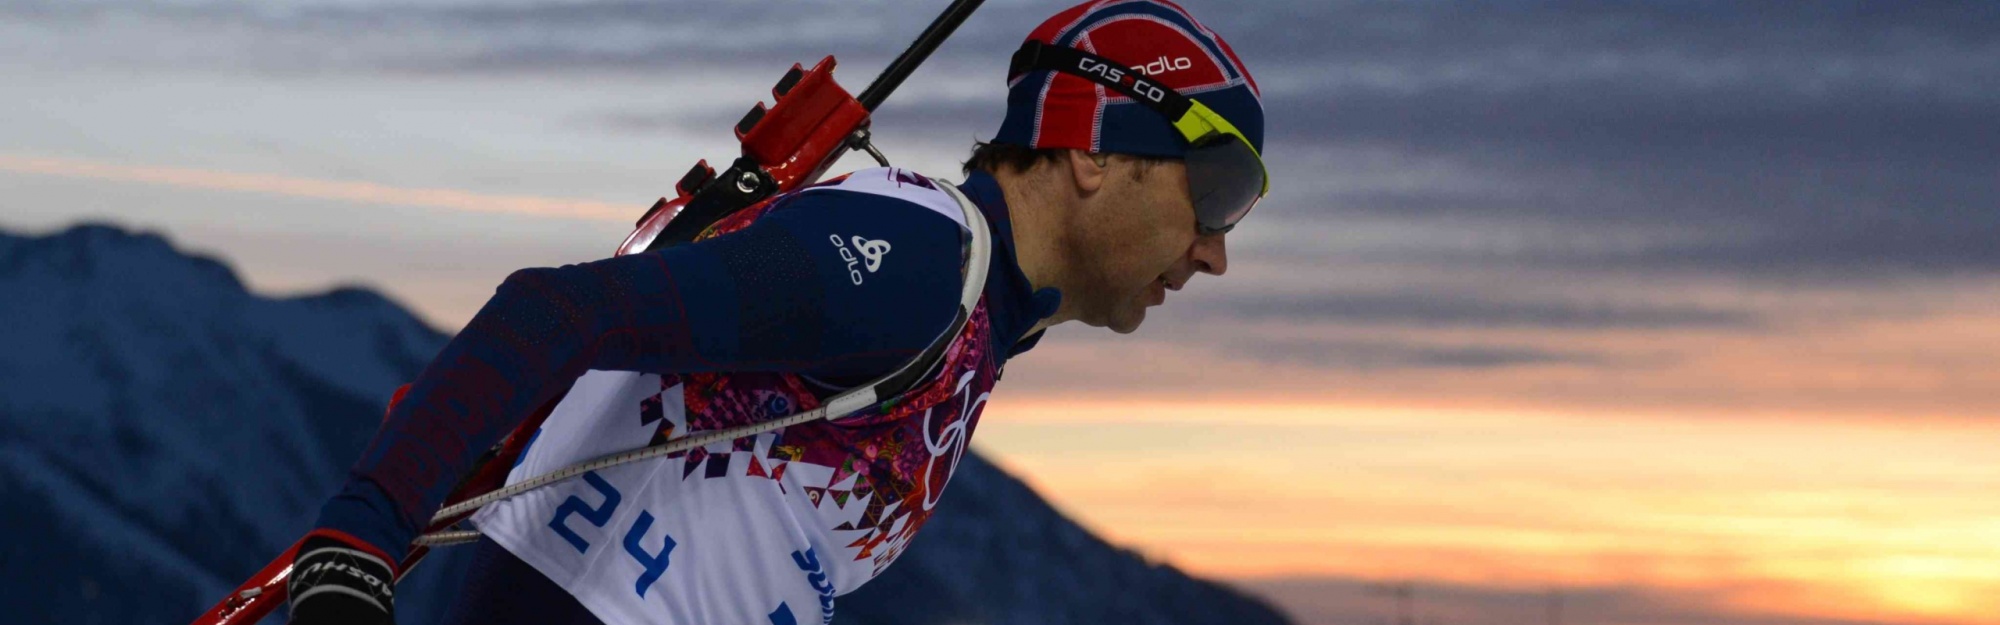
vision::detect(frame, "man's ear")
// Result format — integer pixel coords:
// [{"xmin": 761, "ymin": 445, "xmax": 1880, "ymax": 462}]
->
[{"xmin": 1065, "ymin": 148, "xmax": 1109, "ymax": 196}]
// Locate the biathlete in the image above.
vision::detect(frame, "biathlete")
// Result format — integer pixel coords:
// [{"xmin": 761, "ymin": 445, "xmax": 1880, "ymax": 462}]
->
[{"xmin": 285, "ymin": 1, "xmax": 1268, "ymax": 623}]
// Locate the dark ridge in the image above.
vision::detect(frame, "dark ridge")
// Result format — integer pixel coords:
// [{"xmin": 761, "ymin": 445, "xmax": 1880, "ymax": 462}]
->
[{"xmin": 0, "ymin": 223, "xmax": 250, "ymax": 294}]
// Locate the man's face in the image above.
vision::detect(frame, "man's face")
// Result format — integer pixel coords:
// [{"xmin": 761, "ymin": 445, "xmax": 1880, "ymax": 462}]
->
[{"xmin": 1071, "ymin": 157, "xmax": 1230, "ymax": 333}]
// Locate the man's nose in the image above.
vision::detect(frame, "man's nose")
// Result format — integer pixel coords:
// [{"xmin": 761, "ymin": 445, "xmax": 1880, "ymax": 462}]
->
[{"xmin": 1190, "ymin": 232, "xmax": 1228, "ymax": 276}]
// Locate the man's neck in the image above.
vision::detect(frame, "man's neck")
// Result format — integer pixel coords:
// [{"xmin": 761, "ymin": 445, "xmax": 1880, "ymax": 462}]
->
[{"xmin": 990, "ymin": 167, "xmax": 1078, "ymax": 334}]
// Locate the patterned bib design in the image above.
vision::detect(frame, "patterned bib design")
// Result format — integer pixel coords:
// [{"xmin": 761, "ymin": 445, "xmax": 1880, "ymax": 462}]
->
[{"xmin": 470, "ymin": 169, "xmax": 997, "ymax": 625}]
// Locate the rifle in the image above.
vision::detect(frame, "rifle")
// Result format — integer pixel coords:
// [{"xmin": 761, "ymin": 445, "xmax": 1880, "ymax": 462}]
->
[{"xmin": 189, "ymin": 2, "xmax": 984, "ymax": 622}]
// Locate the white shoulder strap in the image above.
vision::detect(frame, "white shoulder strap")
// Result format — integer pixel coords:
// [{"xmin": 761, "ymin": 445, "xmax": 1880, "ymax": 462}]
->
[
  {"xmin": 418, "ymin": 175, "xmax": 992, "ymax": 544},
  {"xmin": 826, "ymin": 176, "xmax": 989, "ymax": 413}
]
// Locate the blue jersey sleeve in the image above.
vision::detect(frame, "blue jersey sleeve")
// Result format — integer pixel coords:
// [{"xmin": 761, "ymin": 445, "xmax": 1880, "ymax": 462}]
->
[{"xmin": 314, "ymin": 189, "xmax": 966, "ymax": 560}]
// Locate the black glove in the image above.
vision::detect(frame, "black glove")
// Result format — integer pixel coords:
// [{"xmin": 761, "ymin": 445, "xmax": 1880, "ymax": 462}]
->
[{"xmin": 287, "ymin": 534, "xmax": 397, "ymax": 625}]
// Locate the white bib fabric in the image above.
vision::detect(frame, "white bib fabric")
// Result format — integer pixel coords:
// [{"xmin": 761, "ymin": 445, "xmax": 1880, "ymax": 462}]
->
[{"xmin": 470, "ymin": 170, "xmax": 998, "ymax": 625}]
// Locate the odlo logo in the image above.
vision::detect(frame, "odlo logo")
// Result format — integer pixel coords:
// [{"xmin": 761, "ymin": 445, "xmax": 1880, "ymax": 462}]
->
[
  {"xmin": 829, "ymin": 234, "xmax": 891, "ymax": 285},
  {"xmin": 1130, "ymin": 56, "xmax": 1193, "ymax": 77}
]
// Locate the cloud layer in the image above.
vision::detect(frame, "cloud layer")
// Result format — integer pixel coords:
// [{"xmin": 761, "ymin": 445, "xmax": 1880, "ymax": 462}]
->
[{"xmin": 8, "ymin": 0, "xmax": 1996, "ymax": 380}]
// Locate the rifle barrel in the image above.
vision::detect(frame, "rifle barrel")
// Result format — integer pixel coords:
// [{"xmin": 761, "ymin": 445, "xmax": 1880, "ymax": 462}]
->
[{"xmin": 856, "ymin": 0, "xmax": 986, "ymax": 111}]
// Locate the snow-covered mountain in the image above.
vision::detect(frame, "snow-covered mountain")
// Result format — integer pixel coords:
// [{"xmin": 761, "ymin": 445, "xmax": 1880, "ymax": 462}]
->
[{"xmin": 0, "ymin": 224, "xmax": 1290, "ymax": 625}]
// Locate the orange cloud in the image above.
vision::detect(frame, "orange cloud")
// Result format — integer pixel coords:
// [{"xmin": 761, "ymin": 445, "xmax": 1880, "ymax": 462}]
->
[
  {"xmin": 999, "ymin": 282, "xmax": 2000, "ymax": 421},
  {"xmin": 972, "ymin": 400, "xmax": 2000, "ymax": 625},
  {"xmin": 0, "ymin": 153, "xmax": 633, "ymax": 220}
]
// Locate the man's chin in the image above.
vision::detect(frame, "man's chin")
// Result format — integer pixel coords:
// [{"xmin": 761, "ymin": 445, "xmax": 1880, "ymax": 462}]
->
[
  {"xmin": 1106, "ymin": 307, "xmax": 1146, "ymax": 334},
  {"xmin": 1076, "ymin": 301, "xmax": 1147, "ymax": 334}
]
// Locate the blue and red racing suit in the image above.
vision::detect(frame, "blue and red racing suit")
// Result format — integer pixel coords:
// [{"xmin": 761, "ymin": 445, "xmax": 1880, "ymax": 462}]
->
[{"xmin": 310, "ymin": 168, "xmax": 1061, "ymax": 625}]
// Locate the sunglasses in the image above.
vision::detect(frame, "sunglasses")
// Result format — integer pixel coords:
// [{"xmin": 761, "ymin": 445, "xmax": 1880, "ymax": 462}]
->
[{"xmin": 1011, "ymin": 41, "xmax": 1269, "ymax": 235}]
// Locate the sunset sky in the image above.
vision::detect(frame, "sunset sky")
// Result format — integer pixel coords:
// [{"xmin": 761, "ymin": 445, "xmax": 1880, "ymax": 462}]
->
[{"xmin": 4, "ymin": 2, "xmax": 1997, "ymax": 624}]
